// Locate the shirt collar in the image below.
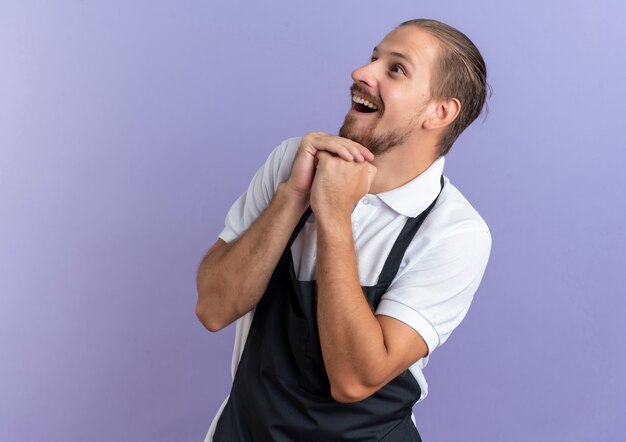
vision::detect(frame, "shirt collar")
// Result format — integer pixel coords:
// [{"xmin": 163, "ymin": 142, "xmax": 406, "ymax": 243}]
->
[{"xmin": 375, "ymin": 155, "xmax": 445, "ymax": 218}]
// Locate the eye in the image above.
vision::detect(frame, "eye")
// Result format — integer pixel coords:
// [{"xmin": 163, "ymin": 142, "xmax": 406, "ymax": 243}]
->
[{"xmin": 390, "ymin": 64, "xmax": 406, "ymax": 75}]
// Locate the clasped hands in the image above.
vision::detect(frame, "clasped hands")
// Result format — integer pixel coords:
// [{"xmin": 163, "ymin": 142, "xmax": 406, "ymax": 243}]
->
[{"xmin": 286, "ymin": 132, "xmax": 377, "ymax": 219}]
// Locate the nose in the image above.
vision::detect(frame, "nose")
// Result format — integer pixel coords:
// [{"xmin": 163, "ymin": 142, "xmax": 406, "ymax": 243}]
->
[{"xmin": 351, "ymin": 61, "xmax": 378, "ymax": 89}]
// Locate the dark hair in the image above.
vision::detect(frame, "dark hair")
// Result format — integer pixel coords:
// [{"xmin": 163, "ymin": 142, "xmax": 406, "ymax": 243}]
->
[{"xmin": 398, "ymin": 19, "xmax": 491, "ymax": 156}]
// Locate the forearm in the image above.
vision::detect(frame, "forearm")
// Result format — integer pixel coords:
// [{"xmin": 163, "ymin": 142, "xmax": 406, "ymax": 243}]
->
[
  {"xmin": 315, "ymin": 213, "xmax": 389, "ymax": 400},
  {"xmin": 196, "ymin": 182, "xmax": 308, "ymax": 331}
]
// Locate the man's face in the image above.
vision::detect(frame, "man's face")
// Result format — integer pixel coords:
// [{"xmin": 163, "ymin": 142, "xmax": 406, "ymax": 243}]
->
[{"xmin": 339, "ymin": 26, "xmax": 441, "ymax": 156}]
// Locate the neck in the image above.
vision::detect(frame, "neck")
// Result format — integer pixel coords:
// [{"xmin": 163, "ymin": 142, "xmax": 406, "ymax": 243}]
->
[{"xmin": 368, "ymin": 141, "xmax": 439, "ymax": 195}]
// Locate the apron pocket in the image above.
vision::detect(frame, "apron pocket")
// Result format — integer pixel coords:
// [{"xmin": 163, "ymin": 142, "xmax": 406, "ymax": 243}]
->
[{"xmin": 286, "ymin": 305, "xmax": 309, "ymax": 376}]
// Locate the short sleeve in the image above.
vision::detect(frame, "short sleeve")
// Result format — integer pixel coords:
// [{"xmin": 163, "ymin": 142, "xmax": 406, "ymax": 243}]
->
[
  {"xmin": 375, "ymin": 229, "xmax": 492, "ymax": 356},
  {"xmin": 218, "ymin": 137, "xmax": 301, "ymax": 243}
]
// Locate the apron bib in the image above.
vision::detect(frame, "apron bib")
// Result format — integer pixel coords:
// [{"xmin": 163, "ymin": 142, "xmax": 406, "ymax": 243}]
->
[{"xmin": 214, "ymin": 176, "xmax": 443, "ymax": 441}]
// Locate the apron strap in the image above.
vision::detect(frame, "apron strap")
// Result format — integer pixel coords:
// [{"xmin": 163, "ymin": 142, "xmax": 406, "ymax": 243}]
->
[
  {"xmin": 287, "ymin": 206, "xmax": 313, "ymax": 250},
  {"xmin": 286, "ymin": 175, "xmax": 444, "ymax": 289}
]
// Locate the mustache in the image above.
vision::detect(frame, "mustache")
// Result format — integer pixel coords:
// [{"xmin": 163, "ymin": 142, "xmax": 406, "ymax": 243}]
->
[{"xmin": 350, "ymin": 83, "xmax": 382, "ymax": 110}]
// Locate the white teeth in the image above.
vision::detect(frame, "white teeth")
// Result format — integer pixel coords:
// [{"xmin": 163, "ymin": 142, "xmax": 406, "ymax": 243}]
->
[{"xmin": 352, "ymin": 95, "xmax": 378, "ymax": 110}]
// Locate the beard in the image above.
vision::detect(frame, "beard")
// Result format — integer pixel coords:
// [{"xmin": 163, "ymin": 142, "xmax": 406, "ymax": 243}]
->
[{"xmin": 338, "ymin": 112, "xmax": 415, "ymax": 156}]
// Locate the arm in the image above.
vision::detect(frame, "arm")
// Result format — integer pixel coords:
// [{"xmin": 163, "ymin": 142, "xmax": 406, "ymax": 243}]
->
[
  {"xmin": 195, "ymin": 183, "xmax": 309, "ymax": 332},
  {"xmin": 311, "ymin": 151, "xmax": 428, "ymax": 403},
  {"xmin": 195, "ymin": 133, "xmax": 375, "ymax": 332},
  {"xmin": 316, "ymin": 212, "xmax": 429, "ymax": 403}
]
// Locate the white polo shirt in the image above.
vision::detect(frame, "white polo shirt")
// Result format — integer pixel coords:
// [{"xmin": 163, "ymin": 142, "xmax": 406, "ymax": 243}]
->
[{"xmin": 205, "ymin": 137, "xmax": 492, "ymax": 441}]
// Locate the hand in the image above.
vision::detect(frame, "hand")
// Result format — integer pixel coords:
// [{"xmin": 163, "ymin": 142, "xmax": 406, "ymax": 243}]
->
[
  {"xmin": 310, "ymin": 150, "xmax": 377, "ymax": 218},
  {"xmin": 285, "ymin": 132, "xmax": 375, "ymax": 197}
]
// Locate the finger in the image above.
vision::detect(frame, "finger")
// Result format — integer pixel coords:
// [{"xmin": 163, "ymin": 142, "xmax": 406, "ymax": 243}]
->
[
  {"xmin": 311, "ymin": 134, "xmax": 355, "ymax": 161},
  {"xmin": 329, "ymin": 144, "xmax": 354, "ymax": 162},
  {"xmin": 309, "ymin": 134, "xmax": 373, "ymax": 163},
  {"xmin": 328, "ymin": 137, "xmax": 366, "ymax": 162},
  {"xmin": 341, "ymin": 138, "xmax": 375, "ymax": 162},
  {"xmin": 348, "ymin": 146, "xmax": 366, "ymax": 162},
  {"xmin": 315, "ymin": 150, "xmax": 333, "ymax": 162},
  {"xmin": 335, "ymin": 139, "xmax": 367, "ymax": 162}
]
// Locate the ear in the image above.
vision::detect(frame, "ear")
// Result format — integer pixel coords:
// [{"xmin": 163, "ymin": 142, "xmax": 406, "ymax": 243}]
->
[{"xmin": 423, "ymin": 97, "xmax": 461, "ymax": 130}]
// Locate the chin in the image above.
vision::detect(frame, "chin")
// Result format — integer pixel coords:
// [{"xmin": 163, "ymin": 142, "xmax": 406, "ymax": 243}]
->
[
  {"xmin": 339, "ymin": 114, "xmax": 368, "ymax": 140},
  {"xmin": 339, "ymin": 121, "xmax": 412, "ymax": 156}
]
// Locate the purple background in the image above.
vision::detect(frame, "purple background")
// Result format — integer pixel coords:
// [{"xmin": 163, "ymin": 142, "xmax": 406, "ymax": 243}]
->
[{"xmin": 1, "ymin": 1, "xmax": 625, "ymax": 441}]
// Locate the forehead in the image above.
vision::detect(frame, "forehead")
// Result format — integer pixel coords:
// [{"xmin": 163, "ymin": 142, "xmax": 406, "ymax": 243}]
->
[{"xmin": 374, "ymin": 26, "xmax": 441, "ymax": 68}]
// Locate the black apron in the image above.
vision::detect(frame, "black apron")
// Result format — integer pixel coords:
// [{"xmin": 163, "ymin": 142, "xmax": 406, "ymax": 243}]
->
[{"xmin": 214, "ymin": 176, "xmax": 444, "ymax": 442}]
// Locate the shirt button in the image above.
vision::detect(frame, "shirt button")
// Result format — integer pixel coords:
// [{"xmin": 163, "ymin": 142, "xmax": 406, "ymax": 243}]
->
[{"xmin": 363, "ymin": 198, "xmax": 370, "ymax": 205}]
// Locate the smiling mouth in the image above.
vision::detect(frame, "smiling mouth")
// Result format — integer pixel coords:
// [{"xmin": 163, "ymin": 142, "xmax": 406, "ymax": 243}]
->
[{"xmin": 351, "ymin": 94, "xmax": 379, "ymax": 113}]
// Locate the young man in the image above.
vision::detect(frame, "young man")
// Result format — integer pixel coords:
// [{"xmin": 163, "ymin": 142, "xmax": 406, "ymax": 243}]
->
[{"xmin": 196, "ymin": 19, "xmax": 492, "ymax": 441}]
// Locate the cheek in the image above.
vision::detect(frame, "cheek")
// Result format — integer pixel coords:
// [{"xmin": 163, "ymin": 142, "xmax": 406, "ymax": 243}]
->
[
  {"xmin": 386, "ymin": 96, "xmax": 419, "ymax": 122},
  {"xmin": 386, "ymin": 88, "xmax": 420, "ymax": 112}
]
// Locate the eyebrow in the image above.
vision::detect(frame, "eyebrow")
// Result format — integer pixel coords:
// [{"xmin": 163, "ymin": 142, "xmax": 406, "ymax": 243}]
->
[{"xmin": 372, "ymin": 47, "xmax": 414, "ymax": 68}]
